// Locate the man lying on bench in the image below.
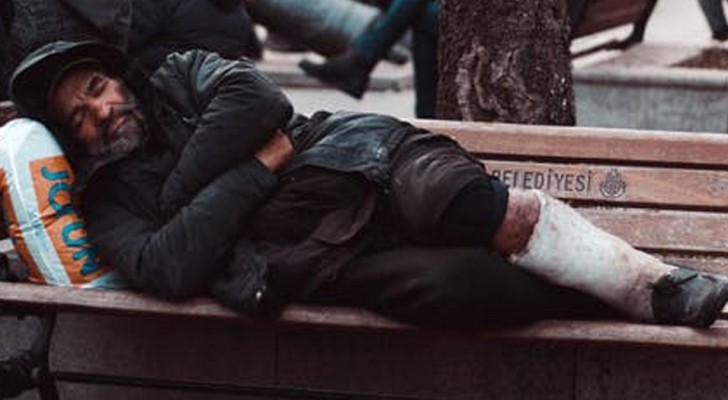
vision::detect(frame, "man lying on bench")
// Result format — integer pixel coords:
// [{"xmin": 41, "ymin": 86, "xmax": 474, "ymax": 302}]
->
[{"xmin": 8, "ymin": 39, "xmax": 728, "ymax": 330}]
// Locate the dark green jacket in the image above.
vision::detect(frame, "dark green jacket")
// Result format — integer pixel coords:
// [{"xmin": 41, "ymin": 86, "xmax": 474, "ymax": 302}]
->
[
  {"xmin": 82, "ymin": 50, "xmax": 290, "ymax": 315},
  {"xmin": 81, "ymin": 50, "xmax": 411, "ymax": 315}
]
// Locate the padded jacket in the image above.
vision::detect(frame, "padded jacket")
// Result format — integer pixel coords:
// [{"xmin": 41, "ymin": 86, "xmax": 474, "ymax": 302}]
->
[{"xmin": 80, "ymin": 50, "xmax": 411, "ymax": 316}]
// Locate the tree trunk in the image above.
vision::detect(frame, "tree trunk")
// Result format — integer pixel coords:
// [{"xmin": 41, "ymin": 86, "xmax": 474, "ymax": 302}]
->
[{"xmin": 437, "ymin": 0, "xmax": 575, "ymax": 125}]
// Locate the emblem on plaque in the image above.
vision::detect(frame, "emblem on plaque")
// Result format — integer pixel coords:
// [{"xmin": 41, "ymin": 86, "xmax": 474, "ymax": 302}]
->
[{"xmin": 599, "ymin": 168, "xmax": 627, "ymax": 199}]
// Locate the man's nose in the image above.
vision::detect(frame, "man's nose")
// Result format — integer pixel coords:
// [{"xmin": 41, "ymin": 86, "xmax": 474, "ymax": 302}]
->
[{"xmin": 89, "ymin": 97, "xmax": 113, "ymax": 122}]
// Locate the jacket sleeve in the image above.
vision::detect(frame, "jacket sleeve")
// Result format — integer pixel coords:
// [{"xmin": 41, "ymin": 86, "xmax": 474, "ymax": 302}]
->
[
  {"xmin": 82, "ymin": 159, "xmax": 277, "ymax": 299},
  {"xmin": 152, "ymin": 50, "xmax": 293, "ymax": 217}
]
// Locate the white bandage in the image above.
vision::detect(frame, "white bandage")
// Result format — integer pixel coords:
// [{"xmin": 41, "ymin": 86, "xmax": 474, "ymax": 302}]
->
[{"xmin": 509, "ymin": 191, "xmax": 673, "ymax": 321}]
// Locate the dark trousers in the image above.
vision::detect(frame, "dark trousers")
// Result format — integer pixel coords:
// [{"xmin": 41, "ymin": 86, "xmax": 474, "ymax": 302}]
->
[
  {"xmin": 309, "ymin": 246, "xmax": 615, "ymax": 329},
  {"xmin": 354, "ymin": 0, "xmax": 438, "ymax": 118},
  {"xmin": 698, "ymin": 0, "xmax": 728, "ymax": 35},
  {"xmin": 309, "ymin": 135, "xmax": 614, "ymax": 328},
  {"xmin": 259, "ymin": 132, "xmax": 616, "ymax": 328}
]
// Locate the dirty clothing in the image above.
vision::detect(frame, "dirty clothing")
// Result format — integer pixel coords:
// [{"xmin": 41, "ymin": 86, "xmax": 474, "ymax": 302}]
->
[
  {"xmin": 81, "ymin": 51, "xmax": 292, "ymax": 316},
  {"xmin": 77, "ymin": 49, "xmax": 610, "ymax": 327},
  {"xmin": 252, "ymin": 130, "xmax": 509, "ymax": 301}
]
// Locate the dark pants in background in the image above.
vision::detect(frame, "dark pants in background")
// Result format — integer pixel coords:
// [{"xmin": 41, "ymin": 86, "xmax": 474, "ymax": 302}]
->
[{"xmin": 354, "ymin": 0, "xmax": 439, "ymax": 118}]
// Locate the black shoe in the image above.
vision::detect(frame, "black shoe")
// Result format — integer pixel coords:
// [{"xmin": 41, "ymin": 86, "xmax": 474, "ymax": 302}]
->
[
  {"xmin": 713, "ymin": 28, "xmax": 728, "ymax": 41},
  {"xmin": 652, "ymin": 266, "xmax": 728, "ymax": 327},
  {"xmin": 385, "ymin": 44, "xmax": 411, "ymax": 65},
  {"xmin": 299, "ymin": 50, "xmax": 374, "ymax": 99}
]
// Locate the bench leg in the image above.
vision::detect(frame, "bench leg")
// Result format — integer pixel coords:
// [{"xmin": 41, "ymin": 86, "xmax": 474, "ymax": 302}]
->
[{"xmin": 0, "ymin": 313, "xmax": 58, "ymax": 400}]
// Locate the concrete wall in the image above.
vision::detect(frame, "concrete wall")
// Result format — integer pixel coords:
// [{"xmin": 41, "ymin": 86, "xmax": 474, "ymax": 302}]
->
[
  {"xmin": 4, "ymin": 314, "xmax": 728, "ymax": 399},
  {"xmin": 575, "ymin": 67, "xmax": 728, "ymax": 133},
  {"xmin": 573, "ymin": 43, "xmax": 728, "ymax": 133}
]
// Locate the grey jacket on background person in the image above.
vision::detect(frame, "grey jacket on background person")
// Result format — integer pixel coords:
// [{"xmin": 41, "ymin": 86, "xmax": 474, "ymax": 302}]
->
[{"xmin": 0, "ymin": 0, "xmax": 260, "ymax": 99}]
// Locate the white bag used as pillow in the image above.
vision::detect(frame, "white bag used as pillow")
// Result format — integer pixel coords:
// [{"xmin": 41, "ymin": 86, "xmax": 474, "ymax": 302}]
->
[{"xmin": 0, "ymin": 118, "xmax": 126, "ymax": 288}]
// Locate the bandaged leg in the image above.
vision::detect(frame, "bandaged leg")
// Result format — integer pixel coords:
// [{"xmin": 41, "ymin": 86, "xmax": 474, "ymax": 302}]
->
[{"xmin": 507, "ymin": 191, "xmax": 671, "ymax": 321}]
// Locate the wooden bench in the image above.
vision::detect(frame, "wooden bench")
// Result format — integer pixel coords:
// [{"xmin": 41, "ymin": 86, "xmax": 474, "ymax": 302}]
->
[
  {"xmin": 4, "ymin": 119, "xmax": 728, "ymax": 399},
  {"xmin": 568, "ymin": 0, "xmax": 659, "ymax": 57}
]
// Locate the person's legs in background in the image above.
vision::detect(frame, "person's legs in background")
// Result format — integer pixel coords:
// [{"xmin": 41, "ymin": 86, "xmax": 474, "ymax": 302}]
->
[
  {"xmin": 353, "ymin": 0, "xmax": 432, "ymax": 64},
  {"xmin": 698, "ymin": 0, "xmax": 728, "ymax": 40},
  {"xmin": 411, "ymin": 0, "xmax": 437, "ymax": 118},
  {"xmin": 299, "ymin": 0, "xmax": 437, "ymax": 116}
]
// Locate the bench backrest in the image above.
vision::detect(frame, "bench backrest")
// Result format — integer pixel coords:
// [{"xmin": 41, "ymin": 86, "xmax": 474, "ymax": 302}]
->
[{"xmin": 419, "ymin": 120, "xmax": 728, "ymax": 276}]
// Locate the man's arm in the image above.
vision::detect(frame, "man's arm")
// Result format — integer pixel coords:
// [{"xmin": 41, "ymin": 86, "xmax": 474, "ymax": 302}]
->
[
  {"xmin": 152, "ymin": 50, "xmax": 293, "ymax": 216},
  {"xmin": 82, "ymin": 135, "xmax": 293, "ymax": 298}
]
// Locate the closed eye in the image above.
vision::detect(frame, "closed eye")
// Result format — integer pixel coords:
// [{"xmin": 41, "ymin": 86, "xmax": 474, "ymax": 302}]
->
[{"xmin": 87, "ymin": 75, "xmax": 105, "ymax": 96}]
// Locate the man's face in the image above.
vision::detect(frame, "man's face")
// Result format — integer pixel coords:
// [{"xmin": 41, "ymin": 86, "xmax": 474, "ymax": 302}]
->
[{"xmin": 49, "ymin": 67, "xmax": 145, "ymax": 159}]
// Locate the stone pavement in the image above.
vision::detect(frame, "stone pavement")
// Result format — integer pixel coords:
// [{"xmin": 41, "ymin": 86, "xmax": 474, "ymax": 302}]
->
[{"xmin": 261, "ymin": 0, "xmax": 722, "ymax": 120}]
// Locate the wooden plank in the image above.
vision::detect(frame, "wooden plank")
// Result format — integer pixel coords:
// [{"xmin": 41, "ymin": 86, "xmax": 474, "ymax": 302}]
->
[
  {"xmin": 659, "ymin": 255, "xmax": 728, "ymax": 275},
  {"xmin": 479, "ymin": 319, "xmax": 728, "ymax": 352},
  {"xmin": 0, "ymin": 282, "xmax": 406, "ymax": 329},
  {"xmin": 4, "ymin": 282, "xmax": 728, "ymax": 351},
  {"xmin": 484, "ymin": 160, "xmax": 728, "ymax": 209},
  {"xmin": 0, "ymin": 283, "xmax": 240, "ymax": 319},
  {"xmin": 580, "ymin": 208, "xmax": 728, "ymax": 254},
  {"xmin": 415, "ymin": 120, "xmax": 728, "ymax": 167}
]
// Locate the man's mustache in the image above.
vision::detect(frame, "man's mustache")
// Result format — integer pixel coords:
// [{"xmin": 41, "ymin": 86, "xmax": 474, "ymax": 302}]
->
[{"xmin": 99, "ymin": 102, "xmax": 142, "ymax": 146}]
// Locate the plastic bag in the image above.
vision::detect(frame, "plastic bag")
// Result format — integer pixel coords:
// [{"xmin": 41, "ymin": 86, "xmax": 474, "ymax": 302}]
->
[{"xmin": 0, "ymin": 119, "xmax": 126, "ymax": 288}]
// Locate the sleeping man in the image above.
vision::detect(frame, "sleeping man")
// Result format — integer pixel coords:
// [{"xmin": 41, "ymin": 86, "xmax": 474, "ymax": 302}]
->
[{"xmin": 8, "ymin": 39, "xmax": 728, "ymax": 331}]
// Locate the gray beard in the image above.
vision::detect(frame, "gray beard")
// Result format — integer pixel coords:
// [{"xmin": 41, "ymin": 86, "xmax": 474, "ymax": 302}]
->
[{"xmin": 86, "ymin": 110, "xmax": 146, "ymax": 170}]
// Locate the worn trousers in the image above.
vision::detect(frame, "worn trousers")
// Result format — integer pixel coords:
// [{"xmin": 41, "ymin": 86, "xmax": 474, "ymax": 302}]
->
[{"xmin": 256, "ymin": 132, "xmax": 616, "ymax": 328}]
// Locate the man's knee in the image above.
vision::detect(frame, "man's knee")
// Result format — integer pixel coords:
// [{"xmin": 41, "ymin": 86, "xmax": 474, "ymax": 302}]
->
[
  {"xmin": 394, "ymin": 249, "xmax": 495, "ymax": 327},
  {"xmin": 491, "ymin": 189, "xmax": 541, "ymax": 254}
]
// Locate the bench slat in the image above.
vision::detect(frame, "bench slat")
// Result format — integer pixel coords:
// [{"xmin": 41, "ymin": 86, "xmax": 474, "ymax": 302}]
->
[
  {"xmin": 661, "ymin": 255, "xmax": 728, "ymax": 275},
  {"xmin": 418, "ymin": 121, "xmax": 728, "ymax": 167},
  {"xmin": 485, "ymin": 160, "xmax": 728, "ymax": 209},
  {"xmin": 582, "ymin": 208, "xmax": 728, "ymax": 255},
  {"xmin": 4, "ymin": 282, "xmax": 728, "ymax": 351},
  {"xmin": 0, "ymin": 282, "xmax": 405, "ymax": 328}
]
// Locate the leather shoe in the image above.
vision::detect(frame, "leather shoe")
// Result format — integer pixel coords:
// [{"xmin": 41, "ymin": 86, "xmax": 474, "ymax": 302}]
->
[
  {"xmin": 299, "ymin": 50, "xmax": 374, "ymax": 99},
  {"xmin": 652, "ymin": 265, "xmax": 728, "ymax": 327}
]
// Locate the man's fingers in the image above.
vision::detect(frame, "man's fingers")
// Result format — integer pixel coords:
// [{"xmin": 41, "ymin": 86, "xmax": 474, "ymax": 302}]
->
[{"xmin": 255, "ymin": 130, "xmax": 293, "ymax": 172}]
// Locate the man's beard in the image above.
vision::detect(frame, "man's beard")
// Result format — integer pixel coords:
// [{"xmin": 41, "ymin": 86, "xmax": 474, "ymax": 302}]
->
[{"xmin": 86, "ymin": 101, "xmax": 147, "ymax": 167}]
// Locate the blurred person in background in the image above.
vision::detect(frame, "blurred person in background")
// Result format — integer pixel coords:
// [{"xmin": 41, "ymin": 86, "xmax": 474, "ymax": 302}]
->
[
  {"xmin": 0, "ymin": 0, "xmax": 261, "ymax": 99},
  {"xmin": 129, "ymin": 0, "xmax": 261, "ymax": 74},
  {"xmin": 299, "ymin": 0, "xmax": 439, "ymax": 118},
  {"xmin": 698, "ymin": 0, "xmax": 728, "ymax": 40}
]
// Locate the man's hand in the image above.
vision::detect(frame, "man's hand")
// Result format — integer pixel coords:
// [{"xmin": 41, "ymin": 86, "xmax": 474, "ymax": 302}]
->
[{"xmin": 255, "ymin": 130, "xmax": 293, "ymax": 172}]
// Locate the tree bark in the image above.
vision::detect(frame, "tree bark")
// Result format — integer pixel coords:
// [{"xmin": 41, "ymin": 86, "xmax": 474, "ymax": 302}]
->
[{"xmin": 437, "ymin": 0, "xmax": 575, "ymax": 125}]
